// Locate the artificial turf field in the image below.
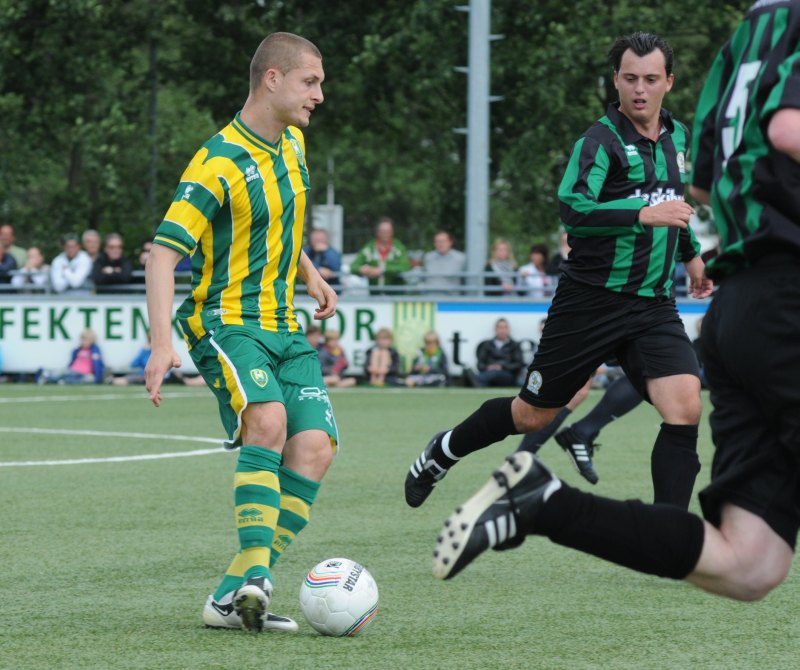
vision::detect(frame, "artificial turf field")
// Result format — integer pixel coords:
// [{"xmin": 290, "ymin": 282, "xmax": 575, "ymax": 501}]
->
[{"xmin": 0, "ymin": 384, "xmax": 798, "ymax": 670}]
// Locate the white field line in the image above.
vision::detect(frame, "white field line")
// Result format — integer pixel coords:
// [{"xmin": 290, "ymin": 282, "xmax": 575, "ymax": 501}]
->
[
  {"xmin": 0, "ymin": 391, "xmax": 205, "ymax": 404},
  {"xmin": 0, "ymin": 427, "xmax": 225, "ymax": 467}
]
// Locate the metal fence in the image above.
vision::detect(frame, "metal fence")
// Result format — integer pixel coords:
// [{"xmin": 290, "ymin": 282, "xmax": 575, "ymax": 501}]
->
[
  {"xmin": 1, "ymin": 268, "xmax": 692, "ymax": 299},
  {"xmin": 1, "ymin": 269, "xmax": 564, "ymax": 299}
]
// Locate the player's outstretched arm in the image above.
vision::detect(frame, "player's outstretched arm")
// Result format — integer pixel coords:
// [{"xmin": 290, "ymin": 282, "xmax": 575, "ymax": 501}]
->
[
  {"xmin": 298, "ymin": 251, "xmax": 338, "ymax": 321},
  {"xmin": 144, "ymin": 245, "xmax": 183, "ymax": 407},
  {"xmin": 688, "ymin": 185, "xmax": 711, "ymax": 205},
  {"xmin": 685, "ymin": 255, "xmax": 714, "ymax": 299},
  {"xmin": 638, "ymin": 200, "xmax": 695, "ymax": 229}
]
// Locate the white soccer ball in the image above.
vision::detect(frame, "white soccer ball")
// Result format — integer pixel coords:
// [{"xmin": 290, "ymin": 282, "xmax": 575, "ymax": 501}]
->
[{"xmin": 299, "ymin": 557, "xmax": 379, "ymax": 636}]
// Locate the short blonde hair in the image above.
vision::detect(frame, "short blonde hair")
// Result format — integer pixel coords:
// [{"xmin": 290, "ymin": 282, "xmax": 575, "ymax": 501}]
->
[
  {"xmin": 489, "ymin": 237, "xmax": 516, "ymax": 266},
  {"xmin": 80, "ymin": 328, "xmax": 97, "ymax": 345},
  {"xmin": 249, "ymin": 32, "xmax": 321, "ymax": 92},
  {"xmin": 423, "ymin": 330, "xmax": 440, "ymax": 345}
]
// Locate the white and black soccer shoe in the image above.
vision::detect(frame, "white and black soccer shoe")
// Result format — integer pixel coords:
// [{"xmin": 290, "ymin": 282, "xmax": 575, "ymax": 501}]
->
[{"xmin": 432, "ymin": 451, "xmax": 561, "ymax": 580}]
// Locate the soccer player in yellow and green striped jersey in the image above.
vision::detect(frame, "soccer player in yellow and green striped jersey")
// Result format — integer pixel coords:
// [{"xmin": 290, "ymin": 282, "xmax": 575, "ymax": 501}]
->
[{"xmin": 144, "ymin": 32, "xmax": 338, "ymax": 633}]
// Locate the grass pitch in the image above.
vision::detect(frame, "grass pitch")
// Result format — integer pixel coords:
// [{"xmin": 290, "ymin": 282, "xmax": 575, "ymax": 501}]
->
[{"xmin": 0, "ymin": 384, "xmax": 798, "ymax": 670}]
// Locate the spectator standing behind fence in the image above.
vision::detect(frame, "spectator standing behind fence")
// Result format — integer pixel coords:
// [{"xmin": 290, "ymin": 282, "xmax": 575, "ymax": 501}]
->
[
  {"xmin": 483, "ymin": 238, "xmax": 517, "ymax": 296},
  {"xmin": 11, "ymin": 246, "xmax": 49, "ymax": 290},
  {"xmin": 464, "ymin": 317, "xmax": 525, "ymax": 387},
  {"xmin": 0, "ymin": 241, "xmax": 17, "ymax": 284},
  {"xmin": 51, "ymin": 234, "xmax": 93, "ymax": 294},
  {"xmin": 365, "ymin": 327, "xmax": 403, "ymax": 387},
  {"xmin": 92, "ymin": 233, "xmax": 133, "ymax": 292},
  {"xmin": 36, "ymin": 328, "xmax": 105, "ymax": 385},
  {"xmin": 405, "ymin": 330, "xmax": 449, "ymax": 388},
  {"xmin": 350, "ymin": 217, "xmax": 411, "ymax": 294},
  {"xmin": 517, "ymin": 243, "xmax": 553, "ymax": 298},
  {"xmin": 0, "ymin": 224, "xmax": 27, "ymax": 268},
  {"xmin": 132, "ymin": 239, "xmax": 154, "ymax": 284},
  {"xmin": 81, "ymin": 229, "xmax": 102, "ymax": 263},
  {"xmin": 303, "ymin": 228, "xmax": 341, "ymax": 291},
  {"xmin": 422, "ymin": 231, "xmax": 466, "ymax": 295}
]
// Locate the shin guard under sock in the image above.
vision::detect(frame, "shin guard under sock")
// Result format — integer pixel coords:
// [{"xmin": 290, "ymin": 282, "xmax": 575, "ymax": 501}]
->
[
  {"xmin": 234, "ymin": 446, "xmax": 281, "ymax": 582},
  {"xmin": 446, "ymin": 396, "xmax": 517, "ymax": 460},
  {"xmin": 270, "ymin": 466, "xmax": 320, "ymax": 567},
  {"xmin": 651, "ymin": 423, "xmax": 700, "ymax": 509},
  {"xmin": 531, "ymin": 484, "xmax": 704, "ymax": 579}
]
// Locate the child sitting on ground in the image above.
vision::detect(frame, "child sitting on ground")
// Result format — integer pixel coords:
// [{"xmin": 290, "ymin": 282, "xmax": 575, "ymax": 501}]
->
[
  {"xmin": 317, "ymin": 329, "xmax": 357, "ymax": 388},
  {"xmin": 364, "ymin": 327, "xmax": 402, "ymax": 387}
]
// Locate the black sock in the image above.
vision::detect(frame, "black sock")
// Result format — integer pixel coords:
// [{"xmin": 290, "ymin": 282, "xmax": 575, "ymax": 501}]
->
[
  {"xmin": 436, "ymin": 396, "xmax": 517, "ymax": 463},
  {"xmin": 531, "ymin": 484, "xmax": 704, "ymax": 579},
  {"xmin": 516, "ymin": 407, "xmax": 571, "ymax": 454},
  {"xmin": 572, "ymin": 376, "xmax": 643, "ymax": 439},
  {"xmin": 651, "ymin": 423, "xmax": 700, "ymax": 509}
]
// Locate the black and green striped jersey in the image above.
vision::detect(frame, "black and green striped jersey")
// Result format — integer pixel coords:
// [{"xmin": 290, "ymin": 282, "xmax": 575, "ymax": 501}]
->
[
  {"xmin": 153, "ymin": 113, "xmax": 311, "ymax": 347},
  {"xmin": 691, "ymin": 0, "xmax": 800, "ymax": 279},
  {"xmin": 559, "ymin": 103, "xmax": 700, "ymax": 298}
]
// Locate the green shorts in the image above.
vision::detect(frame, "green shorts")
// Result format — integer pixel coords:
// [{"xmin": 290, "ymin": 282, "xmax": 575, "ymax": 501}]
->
[{"xmin": 188, "ymin": 324, "xmax": 339, "ymax": 451}]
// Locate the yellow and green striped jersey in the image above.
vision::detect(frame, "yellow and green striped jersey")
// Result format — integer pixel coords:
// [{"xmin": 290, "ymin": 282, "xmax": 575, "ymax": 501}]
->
[{"xmin": 153, "ymin": 113, "xmax": 310, "ymax": 347}]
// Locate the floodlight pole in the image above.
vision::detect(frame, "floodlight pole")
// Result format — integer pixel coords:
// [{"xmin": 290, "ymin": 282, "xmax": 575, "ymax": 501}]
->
[{"xmin": 455, "ymin": 0, "xmax": 503, "ymax": 293}]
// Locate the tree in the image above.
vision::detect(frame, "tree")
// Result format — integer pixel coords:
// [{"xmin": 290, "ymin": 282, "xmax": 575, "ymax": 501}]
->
[{"xmin": 0, "ymin": 0, "xmax": 753, "ymax": 261}]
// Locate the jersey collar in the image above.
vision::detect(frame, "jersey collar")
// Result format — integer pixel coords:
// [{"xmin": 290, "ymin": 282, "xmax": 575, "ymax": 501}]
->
[
  {"xmin": 231, "ymin": 112, "xmax": 283, "ymax": 155},
  {"xmin": 606, "ymin": 102, "xmax": 674, "ymax": 144}
]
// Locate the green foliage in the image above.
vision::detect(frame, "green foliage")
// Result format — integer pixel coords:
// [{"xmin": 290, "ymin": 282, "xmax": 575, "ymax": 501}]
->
[
  {"xmin": 488, "ymin": 0, "xmax": 752, "ymax": 249},
  {"xmin": 0, "ymin": 0, "xmax": 752, "ymax": 258}
]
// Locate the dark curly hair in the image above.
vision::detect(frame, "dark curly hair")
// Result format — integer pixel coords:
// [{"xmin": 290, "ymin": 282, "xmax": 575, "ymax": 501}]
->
[{"xmin": 608, "ymin": 32, "xmax": 674, "ymax": 76}]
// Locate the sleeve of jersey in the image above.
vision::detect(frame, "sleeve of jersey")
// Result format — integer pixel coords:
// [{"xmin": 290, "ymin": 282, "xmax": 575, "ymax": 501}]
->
[
  {"xmin": 677, "ymin": 225, "xmax": 701, "ymax": 262},
  {"xmin": 153, "ymin": 159, "xmax": 224, "ymax": 257},
  {"xmin": 558, "ymin": 137, "xmax": 646, "ymax": 238},
  {"xmin": 761, "ymin": 43, "xmax": 800, "ymax": 121},
  {"xmin": 690, "ymin": 49, "xmax": 727, "ymax": 192}
]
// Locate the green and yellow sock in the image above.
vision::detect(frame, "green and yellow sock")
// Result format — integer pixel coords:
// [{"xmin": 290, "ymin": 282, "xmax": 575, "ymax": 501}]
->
[
  {"xmin": 233, "ymin": 445, "xmax": 281, "ymax": 583},
  {"xmin": 213, "ymin": 553, "xmax": 246, "ymax": 602},
  {"xmin": 270, "ymin": 466, "xmax": 320, "ymax": 567},
  {"xmin": 212, "ymin": 461, "xmax": 320, "ymax": 601}
]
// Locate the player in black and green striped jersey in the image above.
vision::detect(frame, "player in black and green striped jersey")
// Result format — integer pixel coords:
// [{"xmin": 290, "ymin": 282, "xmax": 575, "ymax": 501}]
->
[
  {"xmin": 408, "ymin": 32, "xmax": 713, "ymax": 518},
  {"xmin": 427, "ymin": 4, "xmax": 800, "ymax": 603},
  {"xmin": 144, "ymin": 32, "xmax": 338, "ymax": 633},
  {"xmin": 683, "ymin": 0, "xmax": 800, "ymax": 600}
]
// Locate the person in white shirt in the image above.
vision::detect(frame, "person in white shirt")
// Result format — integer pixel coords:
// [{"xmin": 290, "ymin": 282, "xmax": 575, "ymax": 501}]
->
[
  {"xmin": 517, "ymin": 243, "xmax": 553, "ymax": 298},
  {"xmin": 422, "ymin": 230, "xmax": 466, "ymax": 295},
  {"xmin": 50, "ymin": 234, "xmax": 93, "ymax": 293},
  {"xmin": 11, "ymin": 246, "xmax": 50, "ymax": 290}
]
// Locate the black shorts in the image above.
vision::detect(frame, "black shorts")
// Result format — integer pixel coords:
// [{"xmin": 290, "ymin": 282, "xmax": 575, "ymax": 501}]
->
[
  {"xmin": 698, "ymin": 257, "xmax": 800, "ymax": 548},
  {"xmin": 518, "ymin": 276, "xmax": 699, "ymax": 408}
]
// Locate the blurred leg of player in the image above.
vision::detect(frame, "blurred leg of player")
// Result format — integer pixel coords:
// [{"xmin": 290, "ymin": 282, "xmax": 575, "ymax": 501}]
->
[
  {"xmin": 553, "ymin": 375, "xmax": 642, "ymax": 483},
  {"xmin": 516, "ymin": 379, "xmax": 591, "ymax": 454}
]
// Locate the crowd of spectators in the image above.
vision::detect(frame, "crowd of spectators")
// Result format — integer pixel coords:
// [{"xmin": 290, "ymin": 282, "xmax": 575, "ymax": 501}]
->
[
  {"xmin": 0, "ymin": 218, "xmax": 696, "ymax": 298},
  {"xmin": 304, "ymin": 325, "xmax": 452, "ymax": 389},
  {"xmin": 0, "ymin": 225, "xmax": 155, "ymax": 296}
]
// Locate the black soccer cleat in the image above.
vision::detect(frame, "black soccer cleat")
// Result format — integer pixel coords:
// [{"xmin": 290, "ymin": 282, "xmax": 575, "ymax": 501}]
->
[
  {"xmin": 405, "ymin": 431, "xmax": 451, "ymax": 508},
  {"xmin": 555, "ymin": 426, "xmax": 599, "ymax": 485},
  {"xmin": 432, "ymin": 451, "xmax": 561, "ymax": 580}
]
